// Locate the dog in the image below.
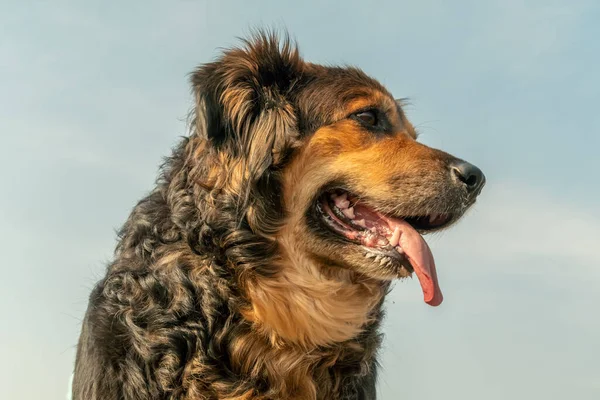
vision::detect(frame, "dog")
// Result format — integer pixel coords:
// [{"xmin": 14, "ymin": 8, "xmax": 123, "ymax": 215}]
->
[{"xmin": 72, "ymin": 31, "xmax": 485, "ymax": 400}]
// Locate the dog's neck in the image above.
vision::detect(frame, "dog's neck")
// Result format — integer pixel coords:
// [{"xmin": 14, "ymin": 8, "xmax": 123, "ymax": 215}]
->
[{"xmin": 242, "ymin": 230, "xmax": 387, "ymax": 349}]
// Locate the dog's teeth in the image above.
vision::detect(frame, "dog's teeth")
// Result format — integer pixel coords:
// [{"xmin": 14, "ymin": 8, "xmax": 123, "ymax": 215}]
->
[
  {"xmin": 376, "ymin": 237, "xmax": 389, "ymax": 247},
  {"xmin": 388, "ymin": 227, "xmax": 401, "ymax": 247},
  {"xmin": 342, "ymin": 207, "xmax": 355, "ymax": 219},
  {"xmin": 354, "ymin": 218, "xmax": 366, "ymax": 227},
  {"xmin": 374, "ymin": 256, "xmax": 382, "ymax": 263},
  {"xmin": 334, "ymin": 193, "xmax": 350, "ymax": 209},
  {"xmin": 364, "ymin": 234, "xmax": 379, "ymax": 247}
]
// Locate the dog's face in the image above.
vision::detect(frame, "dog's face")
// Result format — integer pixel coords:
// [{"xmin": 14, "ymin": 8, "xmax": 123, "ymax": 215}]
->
[
  {"xmin": 191, "ymin": 33, "xmax": 485, "ymax": 310},
  {"xmin": 280, "ymin": 78, "xmax": 485, "ymax": 306}
]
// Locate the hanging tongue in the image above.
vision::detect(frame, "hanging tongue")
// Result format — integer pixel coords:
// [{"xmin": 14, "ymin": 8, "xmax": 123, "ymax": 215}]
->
[
  {"xmin": 385, "ymin": 215, "xmax": 443, "ymax": 306},
  {"xmin": 365, "ymin": 210, "xmax": 443, "ymax": 306}
]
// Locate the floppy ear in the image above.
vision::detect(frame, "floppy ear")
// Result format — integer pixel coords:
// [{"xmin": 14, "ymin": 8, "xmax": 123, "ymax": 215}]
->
[{"xmin": 190, "ymin": 32, "xmax": 304, "ymax": 182}]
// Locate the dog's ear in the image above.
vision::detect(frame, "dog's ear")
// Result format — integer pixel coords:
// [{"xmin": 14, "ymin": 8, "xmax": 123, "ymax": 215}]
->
[{"xmin": 190, "ymin": 31, "xmax": 303, "ymax": 179}]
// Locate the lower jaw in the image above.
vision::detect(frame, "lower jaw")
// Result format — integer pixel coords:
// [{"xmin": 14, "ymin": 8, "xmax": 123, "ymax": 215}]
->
[
  {"xmin": 314, "ymin": 221, "xmax": 413, "ymax": 282},
  {"xmin": 315, "ymin": 200, "xmax": 413, "ymax": 279}
]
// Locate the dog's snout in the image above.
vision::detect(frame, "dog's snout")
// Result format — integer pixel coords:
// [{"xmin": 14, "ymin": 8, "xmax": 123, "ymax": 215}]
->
[{"xmin": 450, "ymin": 160, "xmax": 485, "ymax": 195}]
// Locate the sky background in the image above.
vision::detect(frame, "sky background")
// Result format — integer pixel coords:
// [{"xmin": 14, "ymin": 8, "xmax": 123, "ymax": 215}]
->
[{"xmin": 1, "ymin": 1, "xmax": 599, "ymax": 399}]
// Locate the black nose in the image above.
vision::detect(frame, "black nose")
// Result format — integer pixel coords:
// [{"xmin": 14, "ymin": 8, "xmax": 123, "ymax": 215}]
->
[{"xmin": 450, "ymin": 160, "xmax": 485, "ymax": 194}]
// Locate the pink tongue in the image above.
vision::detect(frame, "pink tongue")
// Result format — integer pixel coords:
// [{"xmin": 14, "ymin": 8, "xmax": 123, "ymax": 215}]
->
[{"xmin": 378, "ymin": 214, "xmax": 443, "ymax": 306}]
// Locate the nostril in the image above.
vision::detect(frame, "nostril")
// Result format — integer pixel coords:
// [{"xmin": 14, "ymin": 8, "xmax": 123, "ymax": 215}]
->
[
  {"xmin": 464, "ymin": 173, "xmax": 478, "ymax": 187},
  {"xmin": 451, "ymin": 161, "xmax": 485, "ymax": 193},
  {"xmin": 452, "ymin": 167, "xmax": 476, "ymax": 187}
]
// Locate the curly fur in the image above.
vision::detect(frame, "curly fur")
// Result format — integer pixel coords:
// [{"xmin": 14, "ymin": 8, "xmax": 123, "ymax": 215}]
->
[{"xmin": 73, "ymin": 31, "xmax": 483, "ymax": 400}]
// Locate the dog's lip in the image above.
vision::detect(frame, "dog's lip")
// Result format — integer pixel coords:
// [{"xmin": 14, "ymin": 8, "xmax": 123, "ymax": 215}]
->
[
  {"xmin": 314, "ymin": 188, "xmax": 457, "ymax": 259},
  {"xmin": 319, "ymin": 189, "xmax": 455, "ymax": 234}
]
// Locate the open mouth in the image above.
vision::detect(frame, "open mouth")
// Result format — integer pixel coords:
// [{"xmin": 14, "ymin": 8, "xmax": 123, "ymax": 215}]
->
[{"xmin": 317, "ymin": 189, "xmax": 454, "ymax": 307}]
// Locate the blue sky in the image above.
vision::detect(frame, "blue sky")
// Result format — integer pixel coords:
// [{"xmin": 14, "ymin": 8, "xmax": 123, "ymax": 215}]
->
[{"xmin": 1, "ymin": 1, "xmax": 599, "ymax": 399}]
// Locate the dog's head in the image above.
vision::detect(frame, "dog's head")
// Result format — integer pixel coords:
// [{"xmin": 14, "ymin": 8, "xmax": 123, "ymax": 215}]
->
[{"xmin": 188, "ymin": 32, "xmax": 484, "ymax": 342}]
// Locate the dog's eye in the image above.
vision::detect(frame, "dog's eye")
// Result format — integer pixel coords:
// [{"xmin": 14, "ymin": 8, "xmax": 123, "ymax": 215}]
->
[{"xmin": 354, "ymin": 110, "xmax": 378, "ymax": 127}]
